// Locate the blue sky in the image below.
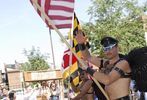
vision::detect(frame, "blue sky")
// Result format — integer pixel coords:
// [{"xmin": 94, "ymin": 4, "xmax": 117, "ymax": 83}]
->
[{"xmin": 0, "ymin": 0, "xmax": 91, "ymax": 69}]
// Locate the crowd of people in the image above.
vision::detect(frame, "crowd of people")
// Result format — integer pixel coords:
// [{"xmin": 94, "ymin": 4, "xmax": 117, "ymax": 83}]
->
[
  {"xmin": 0, "ymin": 80, "xmax": 61, "ymax": 100},
  {"xmin": 24, "ymin": 80, "xmax": 61, "ymax": 100},
  {"xmin": 0, "ymin": 84, "xmax": 17, "ymax": 100}
]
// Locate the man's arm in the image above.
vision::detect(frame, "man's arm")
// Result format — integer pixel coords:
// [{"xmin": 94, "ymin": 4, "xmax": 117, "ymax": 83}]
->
[
  {"xmin": 75, "ymin": 30, "xmax": 101, "ymax": 67},
  {"xmin": 71, "ymin": 80, "xmax": 93, "ymax": 100},
  {"xmin": 87, "ymin": 60, "xmax": 130, "ymax": 85}
]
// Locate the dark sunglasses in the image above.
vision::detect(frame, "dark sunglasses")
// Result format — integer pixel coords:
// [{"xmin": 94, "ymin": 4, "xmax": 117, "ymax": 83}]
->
[{"xmin": 103, "ymin": 44, "xmax": 116, "ymax": 52}]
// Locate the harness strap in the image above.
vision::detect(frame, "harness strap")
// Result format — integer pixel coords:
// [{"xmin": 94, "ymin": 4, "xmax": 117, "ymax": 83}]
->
[
  {"xmin": 114, "ymin": 67, "xmax": 125, "ymax": 76},
  {"xmin": 100, "ymin": 59, "xmax": 103, "ymax": 69},
  {"xmin": 113, "ymin": 59, "xmax": 131, "ymax": 78},
  {"xmin": 113, "ymin": 58, "xmax": 124, "ymax": 66}
]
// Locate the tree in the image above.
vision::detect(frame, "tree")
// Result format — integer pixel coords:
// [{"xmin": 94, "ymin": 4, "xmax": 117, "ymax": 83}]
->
[
  {"xmin": 21, "ymin": 46, "xmax": 50, "ymax": 71},
  {"xmin": 82, "ymin": 0, "xmax": 147, "ymax": 55}
]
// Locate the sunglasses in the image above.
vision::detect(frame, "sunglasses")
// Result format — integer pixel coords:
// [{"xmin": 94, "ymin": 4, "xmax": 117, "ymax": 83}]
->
[{"xmin": 103, "ymin": 44, "xmax": 116, "ymax": 52}]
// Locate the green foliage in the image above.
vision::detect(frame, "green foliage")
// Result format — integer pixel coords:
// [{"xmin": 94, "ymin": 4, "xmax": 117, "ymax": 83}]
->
[
  {"xmin": 21, "ymin": 46, "xmax": 50, "ymax": 71},
  {"xmin": 82, "ymin": 0, "xmax": 147, "ymax": 55}
]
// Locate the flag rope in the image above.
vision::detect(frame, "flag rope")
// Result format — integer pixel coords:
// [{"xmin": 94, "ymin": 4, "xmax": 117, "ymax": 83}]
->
[{"xmin": 31, "ymin": 0, "xmax": 110, "ymax": 99}]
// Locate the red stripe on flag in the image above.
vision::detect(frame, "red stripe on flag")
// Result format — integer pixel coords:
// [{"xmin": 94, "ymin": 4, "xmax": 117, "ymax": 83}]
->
[
  {"xmin": 62, "ymin": 49, "xmax": 77, "ymax": 69},
  {"xmin": 52, "ymin": 0, "xmax": 74, "ymax": 2},
  {"xmin": 30, "ymin": 0, "xmax": 75, "ymax": 29},
  {"xmin": 49, "ymin": 16, "xmax": 72, "ymax": 20},
  {"xmin": 49, "ymin": 6, "xmax": 74, "ymax": 12},
  {"xmin": 49, "ymin": 24, "xmax": 72, "ymax": 29},
  {"xmin": 45, "ymin": 0, "xmax": 51, "ymax": 14}
]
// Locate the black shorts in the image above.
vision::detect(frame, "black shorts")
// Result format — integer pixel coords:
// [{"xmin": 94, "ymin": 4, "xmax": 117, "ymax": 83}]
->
[{"xmin": 116, "ymin": 95, "xmax": 130, "ymax": 100}]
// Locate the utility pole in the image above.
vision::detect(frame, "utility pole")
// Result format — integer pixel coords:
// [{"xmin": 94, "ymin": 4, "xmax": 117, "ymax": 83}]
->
[{"xmin": 49, "ymin": 29, "xmax": 56, "ymax": 69}]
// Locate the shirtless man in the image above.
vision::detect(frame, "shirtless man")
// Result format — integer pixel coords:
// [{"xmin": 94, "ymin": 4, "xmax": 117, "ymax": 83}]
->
[
  {"xmin": 71, "ymin": 70, "xmax": 94, "ymax": 100},
  {"xmin": 75, "ymin": 30, "xmax": 131, "ymax": 100}
]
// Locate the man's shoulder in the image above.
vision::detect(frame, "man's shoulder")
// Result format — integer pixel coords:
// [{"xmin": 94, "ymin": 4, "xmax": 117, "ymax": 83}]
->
[
  {"xmin": 114, "ymin": 59, "xmax": 129, "ymax": 67},
  {"xmin": 114, "ymin": 59, "xmax": 131, "ymax": 72},
  {"xmin": 116, "ymin": 59, "xmax": 129, "ymax": 65}
]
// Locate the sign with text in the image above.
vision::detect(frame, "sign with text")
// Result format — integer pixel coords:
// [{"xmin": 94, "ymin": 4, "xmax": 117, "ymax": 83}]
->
[{"xmin": 24, "ymin": 70, "xmax": 62, "ymax": 82}]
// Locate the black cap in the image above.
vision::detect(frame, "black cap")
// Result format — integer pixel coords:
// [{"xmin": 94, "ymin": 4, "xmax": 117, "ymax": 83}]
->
[{"xmin": 100, "ymin": 36, "xmax": 118, "ymax": 47}]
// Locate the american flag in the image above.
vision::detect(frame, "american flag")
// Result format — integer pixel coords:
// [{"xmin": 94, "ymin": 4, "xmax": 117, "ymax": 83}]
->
[{"xmin": 30, "ymin": 0, "xmax": 75, "ymax": 29}]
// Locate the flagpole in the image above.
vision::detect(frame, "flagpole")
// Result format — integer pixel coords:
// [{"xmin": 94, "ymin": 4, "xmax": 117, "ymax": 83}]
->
[
  {"xmin": 68, "ymin": 30, "xmax": 73, "ymax": 100},
  {"xmin": 48, "ymin": 28, "xmax": 56, "ymax": 69},
  {"xmin": 32, "ymin": 1, "xmax": 109, "ymax": 99}
]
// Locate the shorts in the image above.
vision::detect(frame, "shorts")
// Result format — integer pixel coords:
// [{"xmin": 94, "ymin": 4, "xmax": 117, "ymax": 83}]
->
[{"xmin": 116, "ymin": 95, "xmax": 130, "ymax": 100}]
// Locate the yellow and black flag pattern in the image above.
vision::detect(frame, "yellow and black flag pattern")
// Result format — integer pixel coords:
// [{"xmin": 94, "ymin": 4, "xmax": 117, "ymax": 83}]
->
[
  {"xmin": 62, "ymin": 13, "xmax": 90, "ymax": 87},
  {"xmin": 72, "ymin": 13, "xmax": 90, "ymax": 86}
]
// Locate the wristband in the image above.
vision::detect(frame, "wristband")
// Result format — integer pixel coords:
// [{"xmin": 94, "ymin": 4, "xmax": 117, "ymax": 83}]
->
[
  {"xmin": 86, "ymin": 67, "xmax": 96, "ymax": 76},
  {"xmin": 78, "ymin": 43, "xmax": 86, "ymax": 51}
]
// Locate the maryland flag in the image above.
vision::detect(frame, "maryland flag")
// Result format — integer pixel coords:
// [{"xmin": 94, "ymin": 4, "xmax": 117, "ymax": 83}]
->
[{"xmin": 62, "ymin": 13, "xmax": 90, "ymax": 86}]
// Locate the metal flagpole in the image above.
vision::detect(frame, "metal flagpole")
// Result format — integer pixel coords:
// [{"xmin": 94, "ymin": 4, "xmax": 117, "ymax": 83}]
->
[{"xmin": 49, "ymin": 28, "xmax": 56, "ymax": 69}]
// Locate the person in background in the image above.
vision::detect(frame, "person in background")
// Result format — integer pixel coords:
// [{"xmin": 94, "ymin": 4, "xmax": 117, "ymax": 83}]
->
[
  {"xmin": 0, "ymin": 86, "xmax": 3, "ymax": 99},
  {"xmin": 2, "ymin": 87, "xmax": 9, "ymax": 100},
  {"xmin": 70, "ymin": 70, "xmax": 94, "ymax": 100},
  {"xmin": 40, "ymin": 81, "xmax": 50, "ymax": 95},
  {"xmin": 37, "ymin": 81, "xmax": 50, "ymax": 100},
  {"xmin": 8, "ymin": 90, "xmax": 16, "ymax": 100},
  {"xmin": 49, "ymin": 81, "xmax": 60, "ymax": 100}
]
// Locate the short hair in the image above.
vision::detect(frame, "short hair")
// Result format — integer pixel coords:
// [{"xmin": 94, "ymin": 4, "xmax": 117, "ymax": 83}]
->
[{"xmin": 8, "ymin": 90, "xmax": 15, "ymax": 100}]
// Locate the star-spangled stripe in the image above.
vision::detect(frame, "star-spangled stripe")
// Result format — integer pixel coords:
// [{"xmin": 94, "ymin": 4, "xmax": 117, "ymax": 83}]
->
[{"xmin": 30, "ymin": 0, "xmax": 74, "ymax": 29}]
